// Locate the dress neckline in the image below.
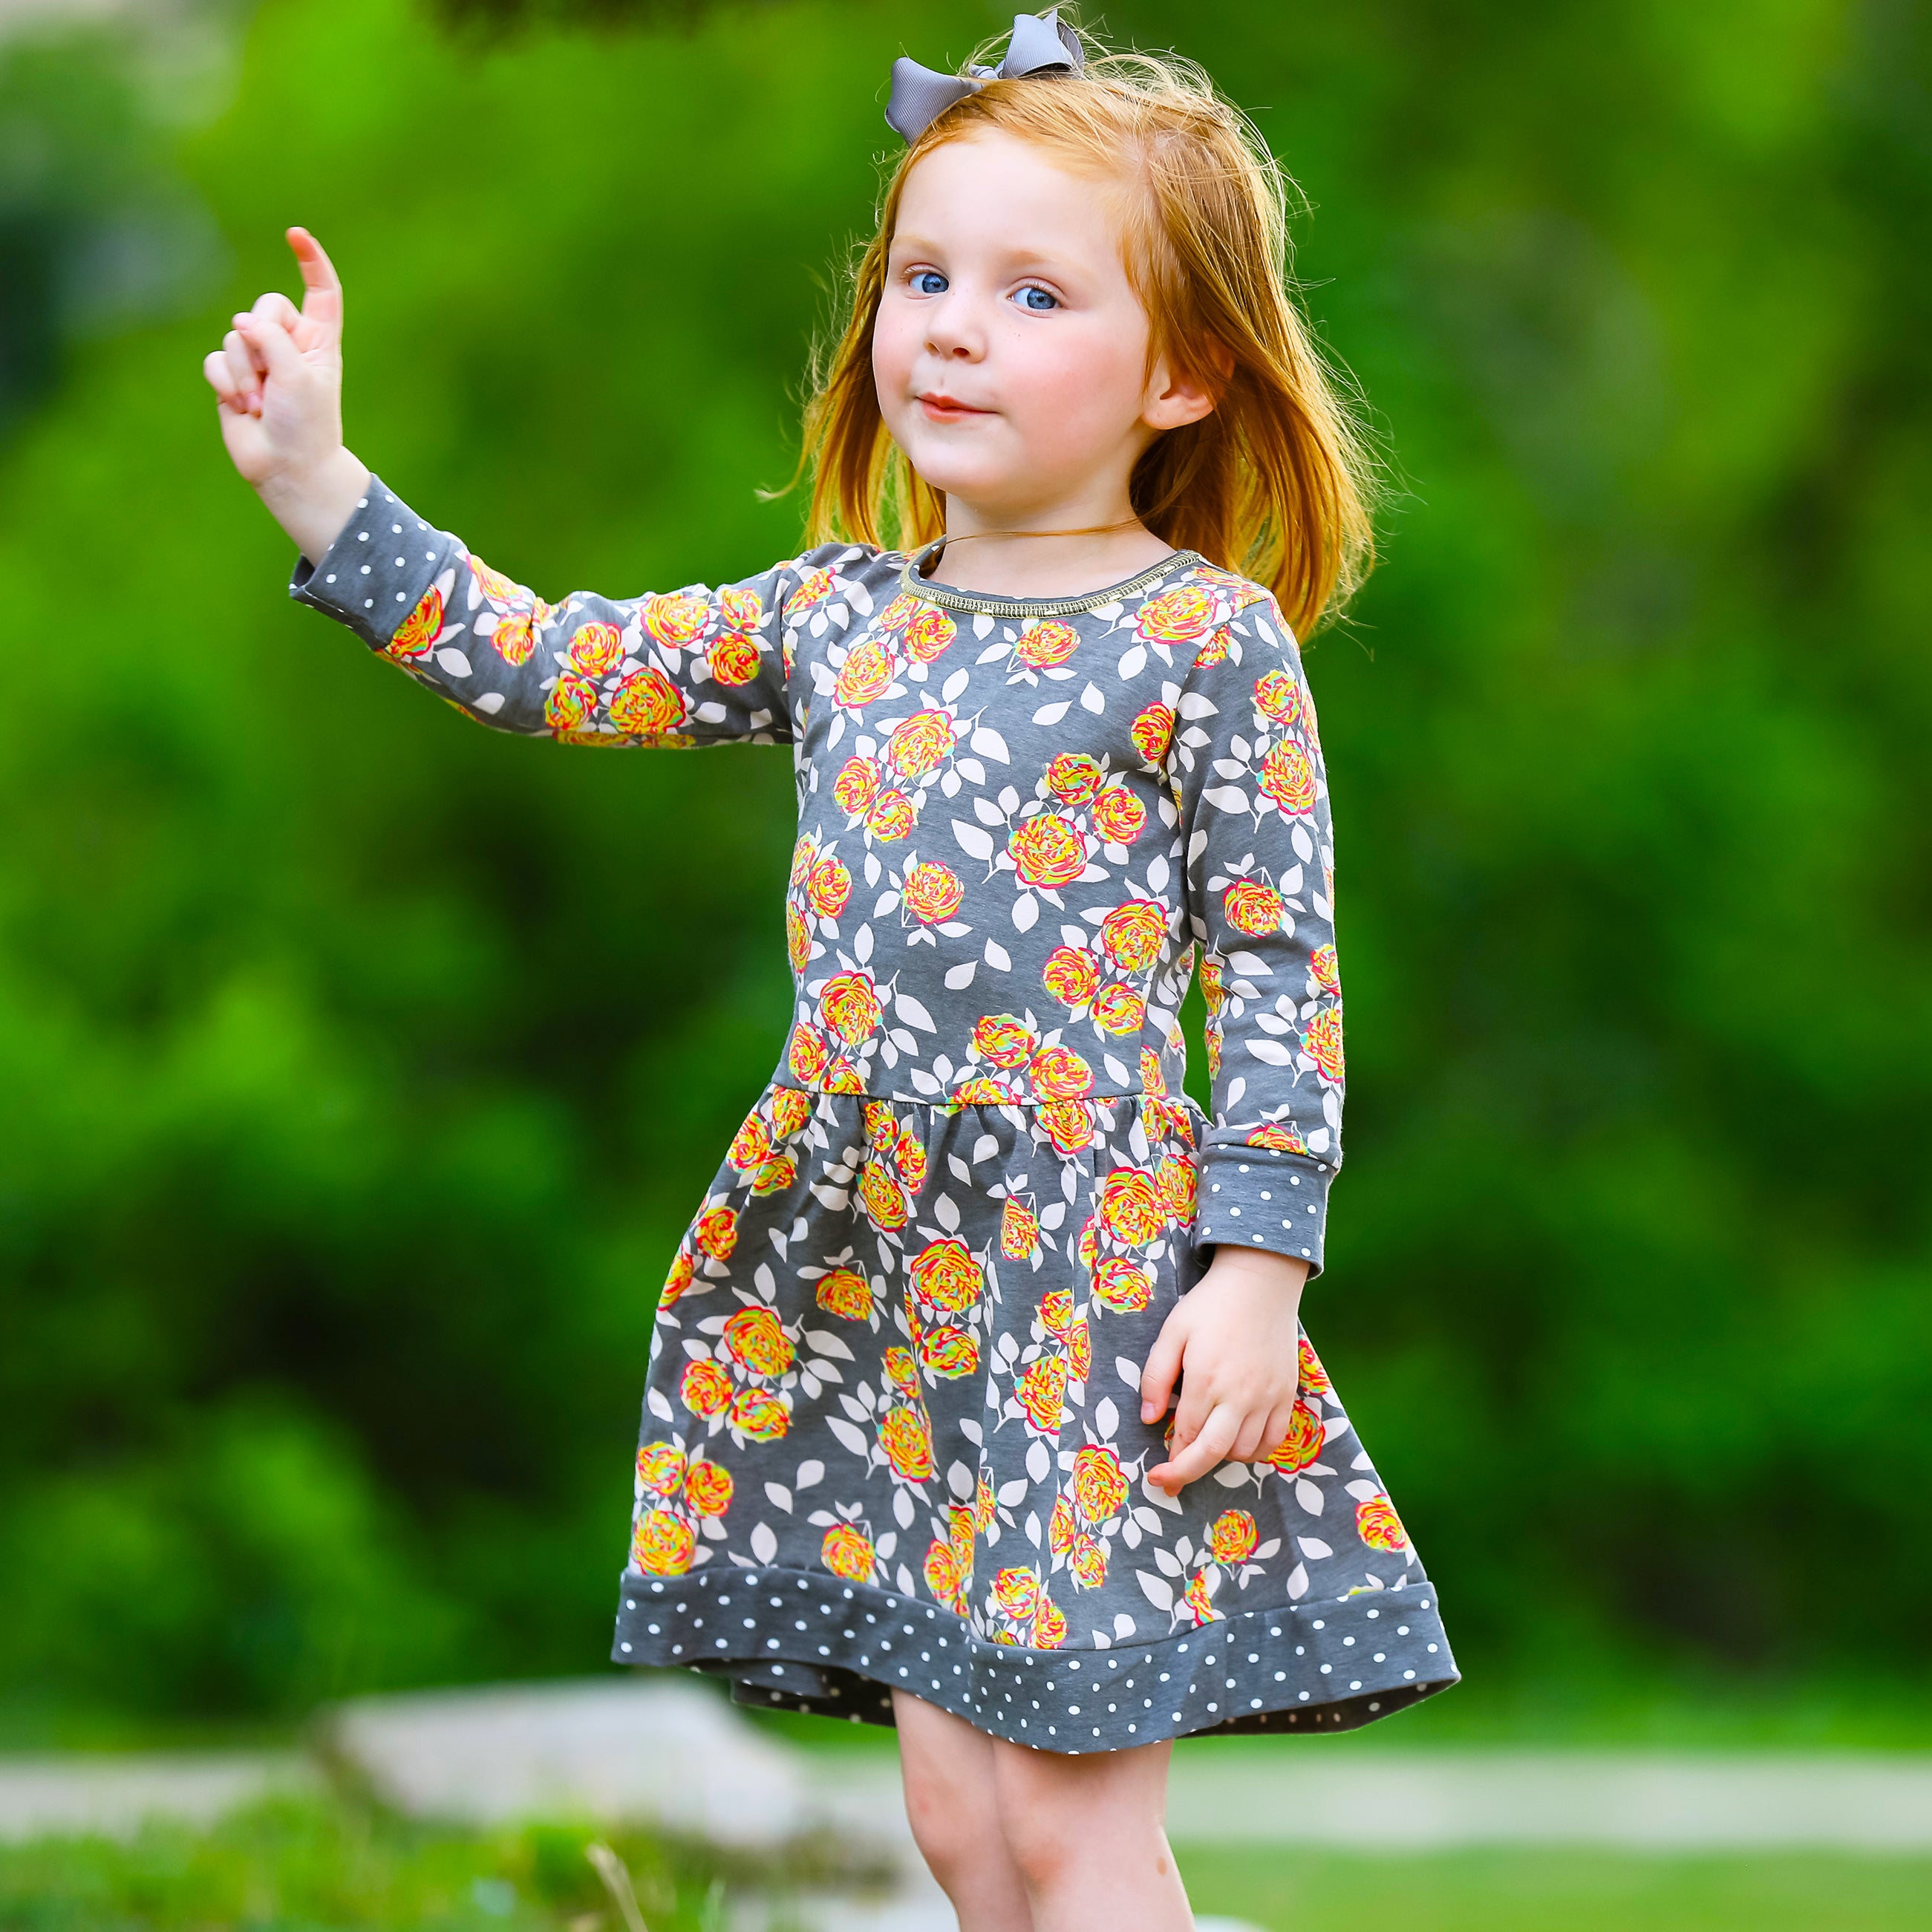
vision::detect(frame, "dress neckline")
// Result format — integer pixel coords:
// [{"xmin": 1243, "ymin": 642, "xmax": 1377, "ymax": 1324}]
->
[{"xmin": 898, "ymin": 539, "xmax": 1204, "ymax": 619}]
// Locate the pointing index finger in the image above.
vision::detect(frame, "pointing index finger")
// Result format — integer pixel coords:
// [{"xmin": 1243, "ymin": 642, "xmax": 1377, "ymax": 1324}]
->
[{"xmin": 285, "ymin": 225, "xmax": 344, "ymax": 342}]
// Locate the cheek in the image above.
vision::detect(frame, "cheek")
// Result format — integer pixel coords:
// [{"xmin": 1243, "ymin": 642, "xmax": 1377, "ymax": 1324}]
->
[
  {"xmin": 871, "ymin": 304, "xmax": 916, "ymax": 398},
  {"xmin": 1006, "ymin": 323, "xmax": 1145, "ymax": 431}
]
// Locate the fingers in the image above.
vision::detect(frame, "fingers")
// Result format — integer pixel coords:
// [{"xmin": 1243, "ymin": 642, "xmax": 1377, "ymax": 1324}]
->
[
  {"xmin": 222, "ymin": 327, "xmax": 263, "ymax": 414},
  {"xmin": 250, "ymin": 289, "xmax": 301, "ymax": 335},
  {"xmin": 287, "ymin": 225, "xmax": 345, "ymax": 344},
  {"xmin": 1138, "ymin": 1313, "xmax": 1187, "ymax": 1425},
  {"xmin": 203, "ymin": 347, "xmax": 247, "ymax": 411},
  {"xmin": 1234, "ymin": 1400, "xmax": 1292, "ymax": 1468},
  {"xmin": 236, "ymin": 309, "xmax": 304, "ymax": 385},
  {"xmin": 1149, "ymin": 1403, "xmax": 1241, "ymax": 1495}
]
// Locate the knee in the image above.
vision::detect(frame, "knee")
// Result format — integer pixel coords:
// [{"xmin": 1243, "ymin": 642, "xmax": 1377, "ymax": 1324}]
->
[
  {"xmin": 991, "ymin": 1760, "xmax": 1083, "ymax": 1890},
  {"xmin": 900, "ymin": 1750, "xmax": 991, "ymax": 1884}
]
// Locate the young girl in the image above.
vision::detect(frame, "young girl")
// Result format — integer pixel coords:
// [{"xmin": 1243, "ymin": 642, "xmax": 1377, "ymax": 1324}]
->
[{"xmin": 206, "ymin": 12, "xmax": 1455, "ymax": 1926}]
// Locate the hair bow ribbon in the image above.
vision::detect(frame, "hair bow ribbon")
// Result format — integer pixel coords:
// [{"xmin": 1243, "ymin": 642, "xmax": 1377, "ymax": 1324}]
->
[{"xmin": 885, "ymin": 9, "xmax": 1084, "ymax": 144}]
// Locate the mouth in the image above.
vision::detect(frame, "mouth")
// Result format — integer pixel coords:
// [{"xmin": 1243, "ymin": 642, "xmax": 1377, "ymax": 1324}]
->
[{"xmin": 917, "ymin": 393, "xmax": 993, "ymax": 422}]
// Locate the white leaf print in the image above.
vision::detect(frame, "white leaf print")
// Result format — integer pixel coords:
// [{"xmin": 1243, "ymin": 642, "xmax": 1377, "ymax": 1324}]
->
[
  {"xmin": 972, "ymin": 796, "xmax": 1004, "ymax": 826},
  {"xmin": 1146, "ymin": 855, "xmax": 1169, "ymax": 893},
  {"xmin": 973, "ymin": 613, "xmax": 995, "ymax": 638},
  {"xmin": 797, "ymin": 1368, "xmax": 820, "ymax": 1400},
  {"xmin": 1103, "ymin": 1054, "xmax": 1133, "ymax": 1086},
  {"xmin": 998, "ymin": 1478, "xmax": 1030, "ymax": 1507},
  {"xmin": 1138, "ymin": 1573, "xmax": 1174, "ymax": 1612},
  {"xmin": 1117, "ymin": 645, "xmax": 1146, "ymax": 679},
  {"xmin": 972, "ymin": 1134, "xmax": 999, "ymax": 1163},
  {"xmin": 888, "ymin": 1028, "xmax": 918, "ymax": 1054},
  {"xmin": 1227, "ymin": 951, "xmax": 1270, "ymax": 976},
  {"xmin": 434, "ymin": 648, "xmax": 472, "ymax": 676},
  {"xmin": 750, "ymin": 1522, "xmax": 778, "ymax": 1564},
  {"xmin": 1202, "ymin": 786, "xmax": 1250, "ymax": 814},
  {"xmin": 947, "ymin": 1461, "xmax": 974, "ymax": 1498},
  {"xmin": 766, "ymin": 1484, "xmax": 793, "ymax": 1513},
  {"xmin": 876, "ymin": 1531, "xmax": 898, "ymax": 1559},
  {"xmin": 1246, "ymin": 1040, "xmax": 1293, "ymax": 1065},
  {"xmin": 1122, "ymin": 1520, "xmax": 1141, "ymax": 1547},
  {"xmin": 1025, "ymin": 1439, "xmax": 1051, "ymax": 1482},
  {"xmin": 1350, "ymin": 1448, "xmax": 1374, "ymax": 1468},
  {"xmin": 1296, "ymin": 1479, "xmax": 1324, "ymax": 1514},
  {"xmin": 984, "ymin": 939, "xmax": 1012, "ymax": 970},
  {"xmin": 1345, "ymin": 1479, "xmax": 1383, "ymax": 1500},
  {"xmin": 1117, "ymin": 1356, "xmax": 1143, "ymax": 1390},
  {"xmin": 942, "ymin": 668, "xmax": 970, "ymax": 702},
  {"xmin": 1132, "ymin": 1507, "xmax": 1164, "ymax": 1533},
  {"xmin": 956, "ymin": 757, "xmax": 986, "ymax": 784},
  {"xmin": 996, "ymin": 786, "xmax": 1020, "ymax": 813},
  {"xmin": 934, "ymin": 1193, "xmax": 961, "ymax": 1232},
  {"xmin": 1293, "ymin": 823, "xmax": 1315, "ymax": 862},
  {"xmin": 947, "ymin": 1155, "xmax": 970, "ymax": 1182},
  {"xmin": 1032, "ymin": 701, "xmax": 1071, "ymax": 725},
  {"xmin": 864, "ymin": 851, "xmax": 880, "ymax": 885},
  {"xmin": 1152, "ymin": 1545, "xmax": 1184, "ymax": 1578},
  {"xmin": 473, "ymin": 691, "xmax": 506, "ymax": 714},
  {"xmin": 1297, "ymin": 1536, "xmax": 1333, "ymax": 1559},
  {"xmin": 959, "ymin": 1418, "xmax": 984, "ymax": 1445},
  {"xmin": 896, "ymin": 993, "xmax": 938, "ymax": 1031},
  {"xmin": 1011, "ymin": 895, "xmax": 1039, "ymax": 933},
  {"xmin": 806, "ymin": 1509, "xmax": 837, "ymax": 1528},
  {"xmin": 826, "ymin": 1417, "xmax": 869, "ymax": 1456},
  {"xmin": 971, "ymin": 726, "xmax": 1011, "ymax": 761},
  {"xmin": 1114, "ymin": 1613, "xmax": 1138, "ymax": 1639},
  {"xmin": 1287, "ymin": 1562, "xmax": 1310, "ymax": 1599},
  {"xmin": 1256, "ymin": 1538, "xmax": 1282, "ymax": 1559},
  {"xmin": 893, "ymin": 1485, "xmax": 916, "ymax": 1527},
  {"xmin": 647, "ymin": 1387, "xmax": 673, "ymax": 1421},
  {"xmin": 1095, "ymin": 1397, "xmax": 1120, "ymax": 1437},
  {"xmin": 853, "ymin": 924, "xmax": 874, "ymax": 965},
  {"xmin": 898, "ymin": 1563, "xmax": 917, "ymax": 1596},
  {"xmin": 951, "ymin": 821, "xmax": 995, "ymax": 861},
  {"xmin": 803, "ymin": 1328, "xmax": 855, "ymax": 1360},
  {"xmin": 796, "ymin": 1460, "xmax": 824, "ymax": 1489},
  {"xmin": 1213, "ymin": 1465, "xmax": 1248, "ymax": 1486},
  {"xmin": 908, "ymin": 1068, "xmax": 942, "ymax": 1096},
  {"xmin": 1226, "ymin": 1077, "xmax": 1247, "ymax": 1110}
]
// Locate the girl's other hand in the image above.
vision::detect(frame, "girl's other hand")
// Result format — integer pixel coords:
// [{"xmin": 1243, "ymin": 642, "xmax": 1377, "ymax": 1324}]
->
[
  {"xmin": 202, "ymin": 226, "xmax": 368, "ymax": 562},
  {"xmin": 1139, "ymin": 1246, "xmax": 1309, "ymax": 1496}
]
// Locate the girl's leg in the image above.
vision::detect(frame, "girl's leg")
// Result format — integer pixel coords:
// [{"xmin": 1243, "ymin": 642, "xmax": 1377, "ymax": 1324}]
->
[
  {"xmin": 892, "ymin": 1689, "xmax": 1036, "ymax": 1931},
  {"xmin": 990, "ymin": 1733, "xmax": 1190, "ymax": 1932}
]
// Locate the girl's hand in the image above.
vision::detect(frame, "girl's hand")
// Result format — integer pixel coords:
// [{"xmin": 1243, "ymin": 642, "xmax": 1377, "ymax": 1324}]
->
[
  {"xmin": 202, "ymin": 226, "xmax": 368, "ymax": 563},
  {"xmin": 1139, "ymin": 1246, "xmax": 1309, "ymax": 1495}
]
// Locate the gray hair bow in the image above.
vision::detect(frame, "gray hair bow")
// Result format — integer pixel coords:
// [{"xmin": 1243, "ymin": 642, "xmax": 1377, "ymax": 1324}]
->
[{"xmin": 885, "ymin": 9, "xmax": 1085, "ymax": 143}]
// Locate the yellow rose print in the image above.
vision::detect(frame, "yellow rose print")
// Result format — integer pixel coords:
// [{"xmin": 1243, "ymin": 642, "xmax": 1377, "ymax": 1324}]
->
[
  {"xmin": 806, "ymin": 855, "xmax": 851, "ymax": 918},
  {"xmin": 884, "ymin": 1345, "xmax": 921, "ymax": 1398},
  {"xmin": 1155, "ymin": 1153, "xmax": 1198, "ymax": 1220},
  {"xmin": 642, "ymin": 591, "xmax": 711, "ymax": 647},
  {"xmin": 709, "ymin": 635, "xmax": 760, "ymax": 684},
  {"xmin": 608, "ymin": 667, "xmax": 686, "ymax": 735},
  {"xmin": 833, "ymin": 638, "xmax": 895, "ymax": 707},
  {"xmin": 1045, "ymin": 752, "xmax": 1103, "ymax": 806},
  {"xmin": 857, "ymin": 1157, "xmax": 910, "ymax": 1232},
  {"xmin": 1016, "ymin": 1354, "xmax": 1067, "ymax": 1435},
  {"xmin": 693, "ymin": 1204, "xmax": 738, "ymax": 1261},
  {"xmin": 1091, "ymin": 1256, "xmax": 1152, "ymax": 1313},
  {"xmin": 544, "ymin": 669, "xmax": 600, "ymax": 733},
  {"xmin": 999, "ymin": 1195, "xmax": 1040, "ymax": 1258},
  {"xmin": 728, "ymin": 1114, "xmax": 774, "ymax": 1172},
  {"xmin": 683, "ymin": 1460, "xmax": 734, "ymax": 1518},
  {"xmin": 815, "ymin": 1267, "xmax": 873, "ymax": 1322},
  {"xmin": 785, "ymin": 901, "xmax": 810, "ymax": 973},
  {"xmin": 1040, "ymin": 1100, "xmax": 1096, "ymax": 1155},
  {"xmin": 973, "ymin": 1014, "xmax": 1036, "ymax": 1069},
  {"xmin": 1246, "ymin": 1120, "xmax": 1308, "ymax": 1155},
  {"xmin": 660, "ymin": 1247, "xmax": 695, "ymax": 1310},
  {"xmin": 832, "ymin": 754, "xmax": 882, "ymax": 815},
  {"xmin": 1129, "ymin": 701, "xmax": 1175, "ymax": 763},
  {"xmin": 820, "ymin": 971, "xmax": 881, "ymax": 1045},
  {"xmin": 631, "ymin": 1507, "xmax": 696, "ymax": 1576},
  {"xmin": 1026, "ymin": 1044, "xmax": 1093, "ymax": 1100},
  {"xmin": 784, "ymin": 565, "xmax": 835, "ymax": 619},
  {"xmin": 909, "ymin": 1237, "xmax": 982, "ymax": 1314},
  {"xmin": 1008, "ymin": 813, "xmax": 1090, "ymax": 889},
  {"xmin": 635, "ymin": 1442, "xmax": 686, "ymax": 1497},
  {"xmin": 1298, "ymin": 1336, "xmax": 1333, "ymax": 1397},
  {"xmin": 467, "ymin": 555, "xmax": 517, "ymax": 602},
  {"xmin": 974, "ymin": 1471, "xmax": 996, "ymax": 1532},
  {"xmin": 1032, "ymin": 1590, "xmax": 1068, "ymax": 1648},
  {"xmin": 723, "ymin": 1306, "xmax": 794, "ymax": 1378},
  {"xmin": 1208, "ymin": 1509, "xmax": 1260, "ymax": 1564},
  {"xmin": 750, "ymin": 1155, "xmax": 795, "ymax": 1195},
  {"xmin": 1069, "ymin": 1533, "xmax": 1108, "ymax": 1590},
  {"xmin": 486, "ymin": 608, "xmax": 536, "ymax": 666},
  {"xmin": 770, "ymin": 1087, "xmax": 812, "ymax": 1138},
  {"xmin": 1100, "ymin": 900, "xmax": 1166, "ymax": 972},
  {"xmin": 786, "ymin": 1022, "xmax": 830, "ymax": 1083},
  {"xmin": 1038, "ymin": 1289, "xmax": 1073, "ymax": 1338},
  {"xmin": 1098, "ymin": 1166, "xmax": 1164, "ymax": 1246},
  {"xmin": 1223, "ymin": 878, "xmax": 1285, "ymax": 936},
  {"xmin": 728, "ymin": 1388, "xmax": 790, "ymax": 1442},
  {"xmin": 1042, "ymin": 944, "xmax": 1100, "ymax": 1007},
  {"xmin": 901, "ymin": 605, "xmax": 956, "ymax": 662},
  {"xmin": 878, "ymin": 1403, "xmax": 935, "ymax": 1481},
  {"xmin": 1302, "ymin": 1005, "xmax": 1345, "ymax": 1086},
  {"xmin": 679, "ymin": 1358, "xmax": 732, "ymax": 1418},
  {"xmin": 1266, "ymin": 1398, "xmax": 1325, "ymax": 1475},
  {"xmin": 1310, "ymin": 943, "xmax": 1341, "ymax": 994},
  {"xmin": 991, "ymin": 1566, "xmax": 1037, "ymax": 1620},
  {"xmin": 1091, "ymin": 983, "xmax": 1145, "ymax": 1034},
  {"xmin": 1016, "ymin": 619, "xmax": 1079, "ymax": 668},
  {"xmin": 820, "ymin": 1522, "xmax": 875, "ymax": 1582},
  {"xmin": 385, "ymin": 583, "xmax": 443, "ymax": 664},
  {"xmin": 923, "ymin": 1538, "xmax": 960, "ymax": 1604},
  {"xmin": 1356, "ymin": 1492, "xmax": 1409, "ymax": 1551},
  {"xmin": 1134, "ymin": 585, "xmax": 1217, "ymax": 642},
  {"xmin": 1261, "ymin": 740, "xmax": 1317, "ymax": 815},
  {"xmin": 1065, "ymin": 1316, "xmax": 1091, "ymax": 1383},
  {"xmin": 865, "ymin": 788, "xmax": 918, "ymax": 841},
  {"xmin": 1181, "ymin": 1571, "xmax": 1221, "ymax": 1624},
  {"xmin": 887, "ymin": 709, "xmax": 956, "ymax": 777},
  {"xmin": 1254, "ymin": 667, "xmax": 1304, "ymax": 726},
  {"xmin": 1091, "ymin": 786, "xmax": 1147, "ymax": 844},
  {"xmin": 567, "ymin": 620, "xmax": 624, "ymax": 676},
  {"xmin": 1048, "ymin": 1492, "xmax": 1076, "ymax": 1556},
  {"xmin": 1071, "ymin": 1445, "xmax": 1129, "ymax": 1522},
  {"xmin": 919, "ymin": 1325, "xmax": 979, "ymax": 1377},
  {"xmin": 902, "ymin": 861, "xmax": 964, "ymax": 924},
  {"xmin": 875, "ymin": 592, "xmax": 919, "ymax": 636},
  {"xmin": 893, "ymin": 1129, "xmax": 927, "ymax": 1193}
]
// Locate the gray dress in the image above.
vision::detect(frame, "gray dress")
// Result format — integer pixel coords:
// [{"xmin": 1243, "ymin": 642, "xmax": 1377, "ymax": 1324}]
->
[{"xmin": 292, "ymin": 475, "xmax": 1458, "ymax": 1752}]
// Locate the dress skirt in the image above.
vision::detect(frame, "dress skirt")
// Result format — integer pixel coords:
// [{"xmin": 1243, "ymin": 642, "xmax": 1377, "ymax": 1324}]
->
[{"xmin": 610, "ymin": 1080, "xmax": 1457, "ymax": 1752}]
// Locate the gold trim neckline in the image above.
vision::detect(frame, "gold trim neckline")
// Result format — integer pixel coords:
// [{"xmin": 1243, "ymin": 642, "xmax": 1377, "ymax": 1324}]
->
[{"xmin": 898, "ymin": 541, "xmax": 1204, "ymax": 619}]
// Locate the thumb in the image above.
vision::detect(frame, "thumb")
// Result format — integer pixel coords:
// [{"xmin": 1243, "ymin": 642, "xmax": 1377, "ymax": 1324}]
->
[{"xmin": 1138, "ymin": 1309, "xmax": 1187, "ymax": 1425}]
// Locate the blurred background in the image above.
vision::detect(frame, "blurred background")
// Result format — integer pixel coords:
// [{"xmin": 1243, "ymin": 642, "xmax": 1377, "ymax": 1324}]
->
[{"xmin": 3, "ymin": 0, "xmax": 1930, "ymax": 1789}]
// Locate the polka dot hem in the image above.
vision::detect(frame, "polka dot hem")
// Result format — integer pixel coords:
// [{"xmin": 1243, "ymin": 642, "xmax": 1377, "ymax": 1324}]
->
[{"xmin": 612, "ymin": 1562, "xmax": 1456, "ymax": 1754}]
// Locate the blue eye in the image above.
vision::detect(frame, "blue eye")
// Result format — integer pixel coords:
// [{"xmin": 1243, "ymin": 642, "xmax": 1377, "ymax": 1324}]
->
[
  {"xmin": 1014, "ymin": 284, "xmax": 1059, "ymax": 312},
  {"xmin": 911, "ymin": 270, "xmax": 947, "ymax": 296}
]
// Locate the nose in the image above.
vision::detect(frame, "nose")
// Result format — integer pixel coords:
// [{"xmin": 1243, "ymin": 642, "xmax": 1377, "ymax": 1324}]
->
[{"xmin": 924, "ymin": 289, "xmax": 985, "ymax": 363}]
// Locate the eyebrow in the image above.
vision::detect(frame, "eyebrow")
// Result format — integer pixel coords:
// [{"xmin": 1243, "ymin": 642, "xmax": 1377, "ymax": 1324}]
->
[{"xmin": 887, "ymin": 232, "xmax": 1089, "ymax": 278}]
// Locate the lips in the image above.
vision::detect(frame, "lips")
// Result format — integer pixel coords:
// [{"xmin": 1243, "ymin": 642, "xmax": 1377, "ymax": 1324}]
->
[{"xmin": 918, "ymin": 394, "xmax": 991, "ymax": 420}]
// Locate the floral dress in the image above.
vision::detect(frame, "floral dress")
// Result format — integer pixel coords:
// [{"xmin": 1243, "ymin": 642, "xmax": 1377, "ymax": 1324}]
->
[{"xmin": 291, "ymin": 476, "xmax": 1458, "ymax": 1753}]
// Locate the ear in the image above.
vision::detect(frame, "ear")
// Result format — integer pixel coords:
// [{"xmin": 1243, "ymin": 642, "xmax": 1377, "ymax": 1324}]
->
[{"xmin": 1142, "ymin": 343, "xmax": 1226, "ymax": 434}]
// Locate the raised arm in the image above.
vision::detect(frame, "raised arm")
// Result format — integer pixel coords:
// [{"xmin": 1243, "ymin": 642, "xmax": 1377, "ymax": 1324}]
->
[{"xmin": 206, "ymin": 229, "xmax": 815, "ymax": 746}]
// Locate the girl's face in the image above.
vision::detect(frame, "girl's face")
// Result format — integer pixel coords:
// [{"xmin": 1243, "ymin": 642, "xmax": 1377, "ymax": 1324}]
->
[{"xmin": 872, "ymin": 128, "xmax": 1212, "ymax": 524}]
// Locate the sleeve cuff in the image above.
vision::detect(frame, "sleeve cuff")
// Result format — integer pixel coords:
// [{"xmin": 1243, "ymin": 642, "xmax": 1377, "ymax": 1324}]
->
[
  {"xmin": 287, "ymin": 474, "xmax": 446, "ymax": 647},
  {"xmin": 1192, "ymin": 1146, "xmax": 1334, "ymax": 1278}
]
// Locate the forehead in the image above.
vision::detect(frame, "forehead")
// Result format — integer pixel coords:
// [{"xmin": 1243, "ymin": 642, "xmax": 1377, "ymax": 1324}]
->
[{"xmin": 892, "ymin": 127, "xmax": 1129, "ymax": 267}]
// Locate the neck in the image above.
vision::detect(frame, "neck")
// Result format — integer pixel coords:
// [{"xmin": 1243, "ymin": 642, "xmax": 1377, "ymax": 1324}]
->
[{"xmin": 924, "ymin": 489, "xmax": 1178, "ymax": 601}]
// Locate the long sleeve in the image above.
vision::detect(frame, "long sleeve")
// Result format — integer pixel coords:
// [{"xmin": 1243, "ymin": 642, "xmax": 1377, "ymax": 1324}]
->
[
  {"xmin": 1169, "ymin": 586, "xmax": 1343, "ymax": 1276},
  {"xmin": 289, "ymin": 474, "xmax": 829, "ymax": 747}
]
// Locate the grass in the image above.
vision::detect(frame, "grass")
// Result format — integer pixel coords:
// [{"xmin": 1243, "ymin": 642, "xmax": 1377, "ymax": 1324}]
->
[
  {"xmin": 1174, "ymin": 1844, "xmax": 1932, "ymax": 1932},
  {"xmin": 0, "ymin": 1792, "xmax": 889, "ymax": 1932}
]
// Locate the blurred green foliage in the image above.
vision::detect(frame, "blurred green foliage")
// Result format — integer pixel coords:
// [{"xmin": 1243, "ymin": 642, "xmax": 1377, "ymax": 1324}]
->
[{"xmin": 0, "ymin": 0, "xmax": 1927, "ymax": 1732}]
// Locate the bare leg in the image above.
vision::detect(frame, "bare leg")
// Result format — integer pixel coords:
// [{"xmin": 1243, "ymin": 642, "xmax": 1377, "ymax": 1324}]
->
[
  {"xmin": 893, "ymin": 1689, "xmax": 1036, "ymax": 1931},
  {"xmin": 991, "ymin": 1734, "xmax": 1190, "ymax": 1932}
]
